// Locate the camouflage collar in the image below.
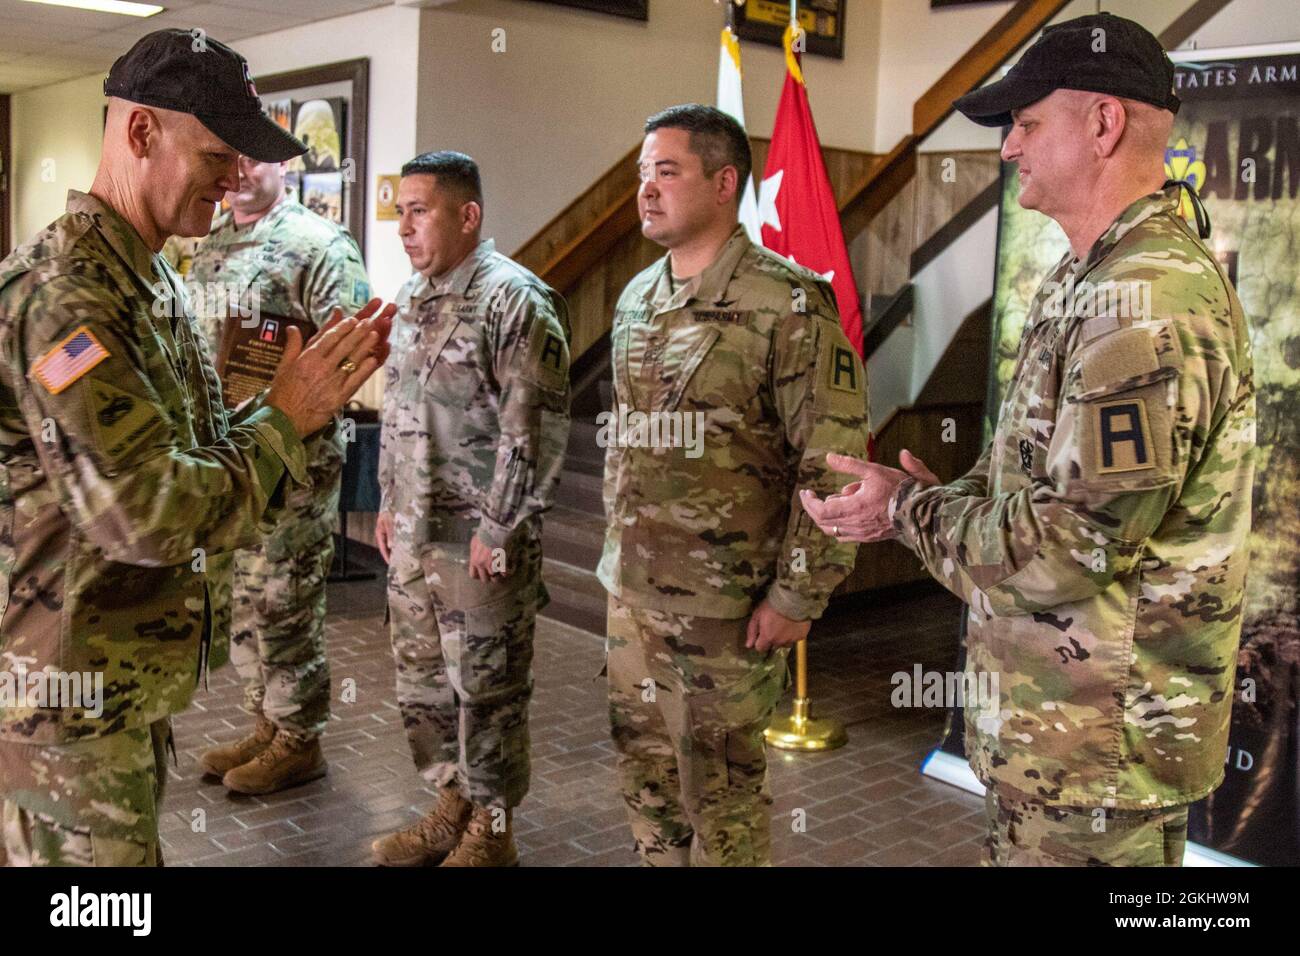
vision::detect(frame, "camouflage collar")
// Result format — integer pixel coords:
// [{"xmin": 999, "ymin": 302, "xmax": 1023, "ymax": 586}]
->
[
  {"xmin": 643, "ymin": 223, "xmax": 751, "ymax": 310},
  {"xmin": 1071, "ymin": 184, "xmax": 1182, "ymax": 278},
  {"xmin": 66, "ymin": 189, "xmax": 158, "ymax": 287},
  {"xmin": 429, "ymin": 238, "xmax": 496, "ymax": 299}
]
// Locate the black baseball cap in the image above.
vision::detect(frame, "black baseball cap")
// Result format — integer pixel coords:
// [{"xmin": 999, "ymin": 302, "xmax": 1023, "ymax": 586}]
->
[
  {"xmin": 104, "ymin": 29, "xmax": 305, "ymax": 162},
  {"xmin": 954, "ymin": 13, "xmax": 1180, "ymax": 127}
]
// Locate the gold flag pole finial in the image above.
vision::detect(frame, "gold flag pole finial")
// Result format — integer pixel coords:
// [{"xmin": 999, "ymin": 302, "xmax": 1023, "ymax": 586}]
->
[{"xmin": 764, "ymin": 638, "xmax": 847, "ymax": 751}]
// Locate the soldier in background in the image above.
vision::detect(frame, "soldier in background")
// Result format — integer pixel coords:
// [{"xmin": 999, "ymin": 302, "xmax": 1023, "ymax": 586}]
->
[
  {"xmin": 802, "ymin": 14, "xmax": 1255, "ymax": 866},
  {"xmin": 189, "ymin": 156, "xmax": 371, "ymax": 795},
  {"xmin": 371, "ymin": 151, "xmax": 570, "ymax": 867},
  {"xmin": 0, "ymin": 30, "xmax": 391, "ymax": 867},
  {"xmin": 600, "ymin": 105, "xmax": 870, "ymax": 866}
]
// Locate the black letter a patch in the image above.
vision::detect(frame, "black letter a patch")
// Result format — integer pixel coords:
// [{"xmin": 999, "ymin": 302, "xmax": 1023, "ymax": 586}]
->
[{"xmin": 1095, "ymin": 400, "xmax": 1152, "ymax": 474}]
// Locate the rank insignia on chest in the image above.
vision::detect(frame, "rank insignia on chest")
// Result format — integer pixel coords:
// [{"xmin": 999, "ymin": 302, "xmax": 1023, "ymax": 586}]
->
[{"xmin": 1018, "ymin": 437, "xmax": 1034, "ymax": 475}]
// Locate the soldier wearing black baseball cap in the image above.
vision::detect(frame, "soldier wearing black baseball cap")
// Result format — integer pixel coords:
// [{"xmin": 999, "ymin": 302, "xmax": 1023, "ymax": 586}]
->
[
  {"xmin": 105, "ymin": 28, "xmax": 305, "ymax": 162},
  {"xmin": 954, "ymin": 12, "xmax": 1180, "ymax": 127},
  {"xmin": 0, "ymin": 31, "xmax": 394, "ymax": 870}
]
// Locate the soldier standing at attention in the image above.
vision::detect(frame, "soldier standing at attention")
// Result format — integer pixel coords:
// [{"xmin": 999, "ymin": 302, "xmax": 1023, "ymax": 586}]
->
[
  {"xmin": 0, "ymin": 30, "xmax": 392, "ymax": 867},
  {"xmin": 189, "ymin": 157, "xmax": 372, "ymax": 795},
  {"xmin": 371, "ymin": 152, "xmax": 570, "ymax": 868},
  {"xmin": 601, "ymin": 105, "xmax": 870, "ymax": 867},
  {"xmin": 802, "ymin": 14, "xmax": 1255, "ymax": 866}
]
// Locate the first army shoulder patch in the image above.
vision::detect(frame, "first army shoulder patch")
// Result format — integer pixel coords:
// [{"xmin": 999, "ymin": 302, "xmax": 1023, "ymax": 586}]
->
[
  {"xmin": 828, "ymin": 344, "xmax": 860, "ymax": 394},
  {"xmin": 1094, "ymin": 399, "xmax": 1153, "ymax": 474},
  {"xmin": 32, "ymin": 326, "xmax": 110, "ymax": 394}
]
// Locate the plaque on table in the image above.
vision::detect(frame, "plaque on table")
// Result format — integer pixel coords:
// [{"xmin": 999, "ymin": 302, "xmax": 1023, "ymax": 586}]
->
[{"xmin": 215, "ymin": 310, "xmax": 315, "ymax": 409}]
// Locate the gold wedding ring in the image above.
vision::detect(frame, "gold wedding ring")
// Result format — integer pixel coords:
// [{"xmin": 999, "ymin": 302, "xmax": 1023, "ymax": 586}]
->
[{"xmin": 338, "ymin": 358, "xmax": 358, "ymax": 374}]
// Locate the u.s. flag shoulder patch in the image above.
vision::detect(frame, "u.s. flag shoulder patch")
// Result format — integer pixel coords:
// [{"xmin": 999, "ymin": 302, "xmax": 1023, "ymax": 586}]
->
[{"xmin": 32, "ymin": 326, "xmax": 110, "ymax": 394}]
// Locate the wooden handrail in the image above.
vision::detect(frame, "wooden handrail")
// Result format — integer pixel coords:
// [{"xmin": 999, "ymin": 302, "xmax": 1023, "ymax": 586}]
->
[
  {"xmin": 1159, "ymin": 0, "xmax": 1236, "ymax": 47},
  {"xmin": 913, "ymin": 0, "xmax": 1073, "ymax": 142},
  {"xmin": 838, "ymin": 0, "xmax": 1070, "ymax": 241}
]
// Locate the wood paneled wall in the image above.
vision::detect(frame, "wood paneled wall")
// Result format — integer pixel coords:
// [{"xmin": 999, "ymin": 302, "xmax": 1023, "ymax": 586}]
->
[{"xmin": 852, "ymin": 149, "xmax": 1000, "ymax": 300}]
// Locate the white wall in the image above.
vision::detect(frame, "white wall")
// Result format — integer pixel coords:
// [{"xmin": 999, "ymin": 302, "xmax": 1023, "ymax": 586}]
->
[
  {"xmin": 11, "ymin": 74, "xmax": 104, "ymax": 245},
  {"xmin": 413, "ymin": 0, "xmax": 882, "ymax": 255},
  {"xmin": 876, "ymin": 0, "xmax": 1015, "ymax": 153}
]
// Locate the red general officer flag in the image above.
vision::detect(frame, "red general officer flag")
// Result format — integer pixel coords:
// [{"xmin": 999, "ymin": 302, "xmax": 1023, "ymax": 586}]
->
[{"xmin": 759, "ymin": 24, "xmax": 864, "ymax": 356}]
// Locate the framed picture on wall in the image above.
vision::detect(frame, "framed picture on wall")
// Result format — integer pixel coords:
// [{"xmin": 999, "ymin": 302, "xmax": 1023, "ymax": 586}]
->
[
  {"xmin": 523, "ymin": 0, "xmax": 648, "ymax": 20},
  {"xmin": 254, "ymin": 58, "xmax": 369, "ymax": 256},
  {"xmin": 736, "ymin": 0, "xmax": 846, "ymax": 60}
]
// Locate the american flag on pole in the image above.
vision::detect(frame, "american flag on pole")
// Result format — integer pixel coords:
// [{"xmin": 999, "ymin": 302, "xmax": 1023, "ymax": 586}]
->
[{"xmin": 33, "ymin": 326, "xmax": 111, "ymax": 394}]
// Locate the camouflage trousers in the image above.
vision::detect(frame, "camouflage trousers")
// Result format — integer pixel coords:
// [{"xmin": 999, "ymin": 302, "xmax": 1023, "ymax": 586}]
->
[
  {"xmin": 0, "ymin": 719, "xmax": 171, "ymax": 867},
  {"xmin": 226, "ymin": 533, "xmax": 334, "ymax": 739},
  {"xmin": 386, "ymin": 536, "xmax": 543, "ymax": 810},
  {"xmin": 606, "ymin": 595, "xmax": 789, "ymax": 867},
  {"xmin": 981, "ymin": 789, "xmax": 1189, "ymax": 867}
]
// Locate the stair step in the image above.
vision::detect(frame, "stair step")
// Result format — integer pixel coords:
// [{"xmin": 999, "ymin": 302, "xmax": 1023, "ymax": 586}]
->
[
  {"xmin": 542, "ymin": 504, "xmax": 605, "ymax": 571},
  {"xmin": 565, "ymin": 419, "xmax": 606, "ymax": 472},
  {"xmin": 554, "ymin": 468, "xmax": 604, "ymax": 514},
  {"xmin": 539, "ymin": 557, "xmax": 607, "ymax": 636}
]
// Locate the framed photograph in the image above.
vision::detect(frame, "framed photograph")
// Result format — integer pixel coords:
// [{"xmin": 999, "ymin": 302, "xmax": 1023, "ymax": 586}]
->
[
  {"xmin": 523, "ymin": 0, "xmax": 647, "ymax": 19},
  {"xmin": 736, "ymin": 0, "xmax": 845, "ymax": 60},
  {"xmin": 302, "ymin": 171, "xmax": 344, "ymax": 225},
  {"xmin": 254, "ymin": 58, "xmax": 369, "ymax": 255}
]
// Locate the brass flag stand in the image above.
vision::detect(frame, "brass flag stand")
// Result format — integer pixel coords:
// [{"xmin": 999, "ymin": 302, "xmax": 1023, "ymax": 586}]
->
[{"xmin": 765, "ymin": 639, "xmax": 846, "ymax": 751}]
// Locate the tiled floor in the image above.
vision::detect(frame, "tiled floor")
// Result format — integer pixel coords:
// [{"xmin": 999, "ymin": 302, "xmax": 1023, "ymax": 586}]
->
[{"xmin": 161, "ymin": 568, "xmax": 987, "ymax": 866}]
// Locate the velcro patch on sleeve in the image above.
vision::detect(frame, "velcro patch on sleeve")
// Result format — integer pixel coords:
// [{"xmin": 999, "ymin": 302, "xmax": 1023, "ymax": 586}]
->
[
  {"xmin": 87, "ymin": 378, "xmax": 166, "ymax": 464},
  {"xmin": 813, "ymin": 322, "xmax": 867, "ymax": 417},
  {"xmin": 32, "ymin": 326, "xmax": 110, "ymax": 394},
  {"xmin": 1080, "ymin": 327, "xmax": 1158, "ymax": 392},
  {"xmin": 828, "ymin": 343, "xmax": 861, "ymax": 394},
  {"xmin": 1093, "ymin": 399, "xmax": 1154, "ymax": 474},
  {"xmin": 526, "ymin": 315, "xmax": 569, "ymax": 393}
]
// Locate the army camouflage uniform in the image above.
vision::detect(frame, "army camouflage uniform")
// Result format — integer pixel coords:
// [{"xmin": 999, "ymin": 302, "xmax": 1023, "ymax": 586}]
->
[
  {"xmin": 188, "ymin": 197, "xmax": 370, "ymax": 739},
  {"xmin": 0, "ymin": 191, "xmax": 308, "ymax": 865},
  {"xmin": 600, "ymin": 224, "xmax": 869, "ymax": 866},
  {"xmin": 889, "ymin": 185, "xmax": 1256, "ymax": 866},
  {"xmin": 380, "ymin": 238, "xmax": 570, "ymax": 810}
]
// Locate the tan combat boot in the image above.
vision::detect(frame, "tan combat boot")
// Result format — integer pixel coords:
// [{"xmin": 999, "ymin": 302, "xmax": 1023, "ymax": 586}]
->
[
  {"xmin": 371, "ymin": 786, "xmax": 473, "ymax": 867},
  {"xmin": 440, "ymin": 805, "xmax": 519, "ymax": 867},
  {"xmin": 221, "ymin": 730, "xmax": 327, "ymax": 795},
  {"xmin": 199, "ymin": 715, "xmax": 276, "ymax": 778}
]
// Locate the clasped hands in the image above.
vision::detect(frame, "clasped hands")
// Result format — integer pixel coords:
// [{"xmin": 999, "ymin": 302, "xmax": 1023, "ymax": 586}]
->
[
  {"xmin": 799, "ymin": 449, "xmax": 940, "ymax": 543},
  {"xmin": 267, "ymin": 298, "xmax": 396, "ymax": 438}
]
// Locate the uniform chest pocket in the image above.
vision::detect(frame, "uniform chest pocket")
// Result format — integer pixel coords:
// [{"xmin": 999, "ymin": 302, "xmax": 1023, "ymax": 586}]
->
[{"xmin": 418, "ymin": 318, "xmax": 484, "ymax": 402}]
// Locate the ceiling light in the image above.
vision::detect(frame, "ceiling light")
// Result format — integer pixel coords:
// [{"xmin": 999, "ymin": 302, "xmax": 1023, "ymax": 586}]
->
[{"xmin": 19, "ymin": 0, "xmax": 164, "ymax": 17}]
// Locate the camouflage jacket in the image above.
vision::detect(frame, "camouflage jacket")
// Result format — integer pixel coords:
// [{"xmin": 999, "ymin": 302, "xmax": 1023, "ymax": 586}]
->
[
  {"xmin": 598, "ymin": 225, "xmax": 869, "ymax": 621},
  {"xmin": 890, "ymin": 185, "xmax": 1256, "ymax": 808},
  {"xmin": 0, "ymin": 191, "xmax": 307, "ymax": 744},
  {"xmin": 379, "ymin": 239, "xmax": 571, "ymax": 571},
  {"xmin": 188, "ymin": 197, "xmax": 370, "ymax": 557}
]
